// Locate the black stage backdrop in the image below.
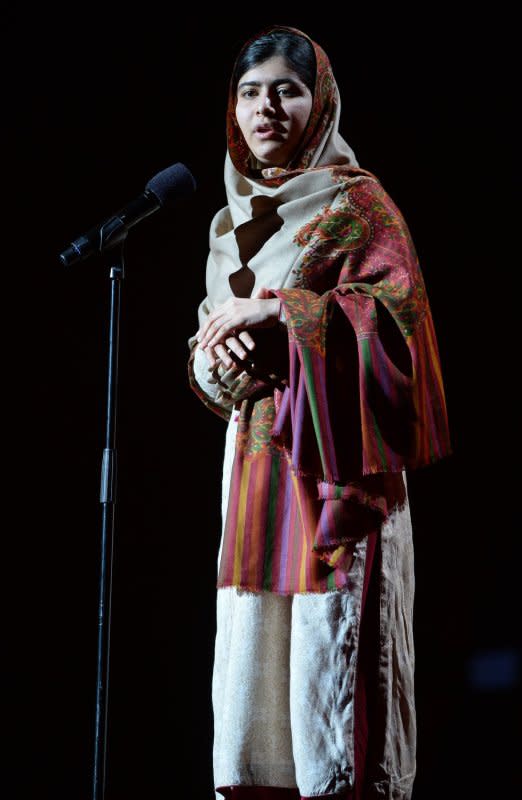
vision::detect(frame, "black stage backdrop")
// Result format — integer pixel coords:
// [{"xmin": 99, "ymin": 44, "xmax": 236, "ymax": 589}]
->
[{"xmin": 5, "ymin": 8, "xmax": 519, "ymax": 800}]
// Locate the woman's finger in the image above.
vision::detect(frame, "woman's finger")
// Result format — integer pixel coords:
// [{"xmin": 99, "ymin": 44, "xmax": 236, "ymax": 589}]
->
[
  {"xmin": 226, "ymin": 336, "xmax": 248, "ymax": 362},
  {"xmin": 238, "ymin": 330, "xmax": 255, "ymax": 351},
  {"xmin": 215, "ymin": 342, "xmax": 236, "ymax": 369}
]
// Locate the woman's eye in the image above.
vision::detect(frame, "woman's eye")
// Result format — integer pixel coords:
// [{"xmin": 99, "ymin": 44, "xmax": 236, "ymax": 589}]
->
[
  {"xmin": 241, "ymin": 89, "xmax": 258, "ymax": 98},
  {"xmin": 278, "ymin": 87, "xmax": 296, "ymax": 96}
]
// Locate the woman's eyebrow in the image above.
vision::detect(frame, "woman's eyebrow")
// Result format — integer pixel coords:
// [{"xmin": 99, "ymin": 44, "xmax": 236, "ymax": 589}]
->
[{"xmin": 237, "ymin": 78, "xmax": 299, "ymax": 90}]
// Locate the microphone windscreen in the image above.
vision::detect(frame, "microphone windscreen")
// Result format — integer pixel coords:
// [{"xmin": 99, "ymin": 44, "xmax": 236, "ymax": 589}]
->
[{"xmin": 146, "ymin": 162, "xmax": 196, "ymax": 206}]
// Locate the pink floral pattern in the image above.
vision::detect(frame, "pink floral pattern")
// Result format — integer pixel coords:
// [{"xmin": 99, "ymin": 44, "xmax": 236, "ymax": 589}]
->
[{"xmin": 289, "ymin": 176, "xmax": 429, "ymax": 342}]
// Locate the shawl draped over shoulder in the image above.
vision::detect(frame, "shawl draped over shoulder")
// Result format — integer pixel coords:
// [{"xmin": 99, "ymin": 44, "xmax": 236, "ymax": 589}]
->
[{"xmin": 188, "ymin": 25, "xmax": 451, "ymax": 594}]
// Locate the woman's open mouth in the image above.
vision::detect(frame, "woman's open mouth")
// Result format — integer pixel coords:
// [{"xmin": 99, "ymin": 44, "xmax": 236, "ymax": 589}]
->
[{"xmin": 254, "ymin": 125, "xmax": 284, "ymax": 139}]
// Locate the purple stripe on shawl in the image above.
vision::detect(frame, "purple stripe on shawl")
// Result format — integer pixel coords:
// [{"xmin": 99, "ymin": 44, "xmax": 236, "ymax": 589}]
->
[
  {"xmin": 366, "ymin": 335, "xmax": 402, "ymax": 471},
  {"xmin": 275, "ymin": 460, "xmax": 295, "ymax": 592},
  {"xmin": 291, "ymin": 369, "xmax": 307, "ymax": 469}
]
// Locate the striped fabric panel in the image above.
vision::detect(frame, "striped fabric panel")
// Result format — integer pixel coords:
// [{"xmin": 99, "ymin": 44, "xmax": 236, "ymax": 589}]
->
[
  {"xmin": 215, "ymin": 276, "xmax": 451, "ymax": 594},
  {"xmin": 413, "ymin": 313, "xmax": 452, "ymax": 463},
  {"xmin": 217, "ymin": 444, "xmax": 350, "ymax": 594},
  {"xmin": 301, "ymin": 348, "xmax": 338, "ymax": 480},
  {"xmin": 274, "ymin": 287, "xmax": 452, "ymax": 480}
]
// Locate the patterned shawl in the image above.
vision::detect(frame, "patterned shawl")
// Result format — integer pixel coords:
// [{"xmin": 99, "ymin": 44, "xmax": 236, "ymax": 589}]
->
[{"xmin": 188, "ymin": 26, "xmax": 451, "ymax": 594}]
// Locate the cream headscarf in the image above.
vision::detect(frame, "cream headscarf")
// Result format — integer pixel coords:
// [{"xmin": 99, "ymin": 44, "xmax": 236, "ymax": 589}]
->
[{"xmin": 192, "ymin": 25, "xmax": 366, "ymax": 335}]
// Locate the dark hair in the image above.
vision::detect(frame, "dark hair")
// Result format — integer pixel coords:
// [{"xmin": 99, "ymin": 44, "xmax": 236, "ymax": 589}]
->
[{"xmin": 232, "ymin": 30, "xmax": 316, "ymax": 97}]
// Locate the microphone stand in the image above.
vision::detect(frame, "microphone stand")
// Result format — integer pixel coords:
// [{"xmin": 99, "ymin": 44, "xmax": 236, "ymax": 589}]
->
[{"xmin": 92, "ymin": 240, "xmax": 125, "ymax": 800}]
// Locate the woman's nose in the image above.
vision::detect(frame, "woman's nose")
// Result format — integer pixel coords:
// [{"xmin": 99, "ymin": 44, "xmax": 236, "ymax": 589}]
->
[{"xmin": 257, "ymin": 94, "xmax": 276, "ymax": 115}]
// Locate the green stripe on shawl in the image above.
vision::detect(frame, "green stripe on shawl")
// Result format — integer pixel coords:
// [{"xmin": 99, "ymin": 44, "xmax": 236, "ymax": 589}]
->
[{"xmin": 302, "ymin": 347, "xmax": 328, "ymax": 474}]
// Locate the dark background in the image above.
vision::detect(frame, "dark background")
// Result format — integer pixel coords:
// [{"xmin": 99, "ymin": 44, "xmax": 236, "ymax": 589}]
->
[{"xmin": 5, "ymin": 7, "xmax": 519, "ymax": 800}]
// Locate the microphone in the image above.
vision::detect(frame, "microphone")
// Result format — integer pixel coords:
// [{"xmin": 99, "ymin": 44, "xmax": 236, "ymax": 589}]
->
[{"xmin": 59, "ymin": 162, "xmax": 196, "ymax": 266}]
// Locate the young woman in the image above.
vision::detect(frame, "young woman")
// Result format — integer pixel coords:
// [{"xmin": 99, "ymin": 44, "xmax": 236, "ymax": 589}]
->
[{"xmin": 188, "ymin": 25, "xmax": 451, "ymax": 800}]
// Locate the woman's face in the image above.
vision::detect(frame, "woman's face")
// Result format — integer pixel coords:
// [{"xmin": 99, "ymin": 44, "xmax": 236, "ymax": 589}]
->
[{"xmin": 235, "ymin": 54, "xmax": 313, "ymax": 167}]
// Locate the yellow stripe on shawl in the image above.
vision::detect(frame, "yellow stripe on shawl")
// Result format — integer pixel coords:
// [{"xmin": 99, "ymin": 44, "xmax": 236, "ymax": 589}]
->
[
  {"xmin": 288, "ymin": 461, "xmax": 311, "ymax": 592},
  {"xmin": 233, "ymin": 460, "xmax": 252, "ymax": 584}
]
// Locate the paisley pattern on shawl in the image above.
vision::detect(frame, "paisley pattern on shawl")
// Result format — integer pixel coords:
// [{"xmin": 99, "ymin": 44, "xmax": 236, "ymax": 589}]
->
[
  {"xmin": 188, "ymin": 25, "xmax": 451, "ymax": 593},
  {"xmin": 270, "ymin": 174, "xmax": 450, "ymax": 484}
]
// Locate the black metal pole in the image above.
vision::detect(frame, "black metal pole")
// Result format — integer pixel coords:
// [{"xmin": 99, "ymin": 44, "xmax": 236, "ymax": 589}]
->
[{"xmin": 93, "ymin": 245, "xmax": 125, "ymax": 800}]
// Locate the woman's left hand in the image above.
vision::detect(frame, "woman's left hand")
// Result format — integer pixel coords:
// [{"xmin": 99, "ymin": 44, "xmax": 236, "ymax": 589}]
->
[{"xmin": 196, "ymin": 287, "xmax": 281, "ymax": 365}]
